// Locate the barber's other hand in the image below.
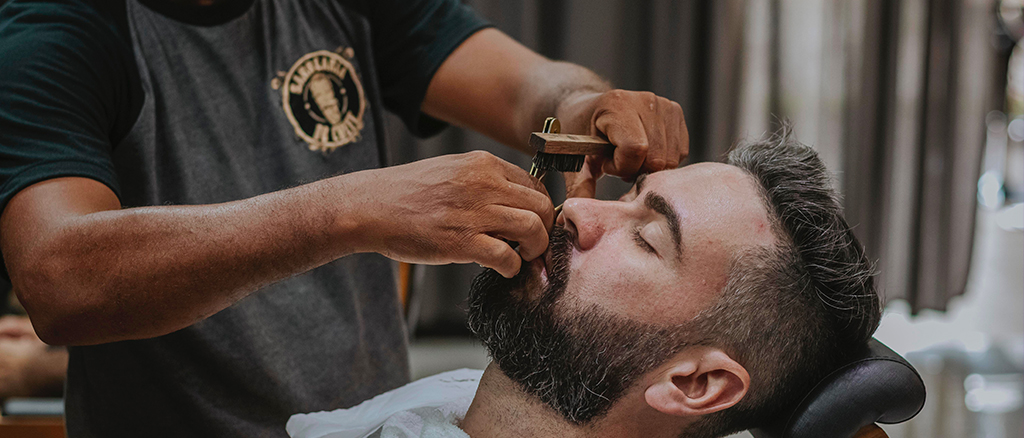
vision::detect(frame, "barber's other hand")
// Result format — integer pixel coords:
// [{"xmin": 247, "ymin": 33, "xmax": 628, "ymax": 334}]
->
[
  {"xmin": 0, "ymin": 315, "xmax": 36, "ymax": 340},
  {"xmin": 0, "ymin": 316, "xmax": 66, "ymax": 400},
  {"xmin": 355, "ymin": 151, "xmax": 553, "ymax": 278},
  {"xmin": 558, "ymin": 89, "xmax": 688, "ymax": 182}
]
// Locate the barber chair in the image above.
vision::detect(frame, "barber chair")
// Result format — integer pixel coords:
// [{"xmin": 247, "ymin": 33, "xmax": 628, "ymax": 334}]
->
[{"xmin": 751, "ymin": 338, "xmax": 926, "ymax": 438}]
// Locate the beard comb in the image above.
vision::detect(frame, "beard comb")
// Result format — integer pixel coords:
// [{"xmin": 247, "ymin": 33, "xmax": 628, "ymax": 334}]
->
[
  {"xmin": 528, "ymin": 117, "xmax": 613, "ymax": 220},
  {"xmin": 528, "ymin": 117, "xmax": 613, "ymax": 179}
]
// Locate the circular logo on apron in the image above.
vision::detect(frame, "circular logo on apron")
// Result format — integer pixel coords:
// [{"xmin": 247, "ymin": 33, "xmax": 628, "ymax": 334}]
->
[{"xmin": 277, "ymin": 49, "xmax": 366, "ymax": 153}]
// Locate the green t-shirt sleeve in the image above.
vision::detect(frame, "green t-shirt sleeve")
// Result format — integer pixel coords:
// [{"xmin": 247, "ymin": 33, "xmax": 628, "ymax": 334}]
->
[
  {"xmin": 362, "ymin": 0, "xmax": 492, "ymax": 138},
  {"xmin": 0, "ymin": 0, "xmax": 136, "ymax": 218}
]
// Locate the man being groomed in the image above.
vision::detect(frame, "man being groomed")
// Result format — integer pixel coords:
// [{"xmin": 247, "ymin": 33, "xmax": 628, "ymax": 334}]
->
[{"xmin": 288, "ymin": 131, "xmax": 881, "ymax": 438}]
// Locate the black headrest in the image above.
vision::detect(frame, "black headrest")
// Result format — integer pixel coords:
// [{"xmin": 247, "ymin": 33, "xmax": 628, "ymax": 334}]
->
[{"xmin": 750, "ymin": 338, "xmax": 926, "ymax": 438}]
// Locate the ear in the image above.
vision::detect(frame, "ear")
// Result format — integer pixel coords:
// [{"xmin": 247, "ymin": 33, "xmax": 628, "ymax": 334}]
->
[{"xmin": 644, "ymin": 347, "xmax": 750, "ymax": 417}]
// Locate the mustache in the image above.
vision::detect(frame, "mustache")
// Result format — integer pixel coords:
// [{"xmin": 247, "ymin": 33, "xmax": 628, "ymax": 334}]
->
[
  {"xmin": 466, "ymin": 225, "xmax": 574, "ymax": 329},
  {"xmin": 537, "ymin": 225, "xmax": 573, "ymax": 307},
  {"xmin": 489, "ymin": 225, "xmax": 574, "ymax": 305}
]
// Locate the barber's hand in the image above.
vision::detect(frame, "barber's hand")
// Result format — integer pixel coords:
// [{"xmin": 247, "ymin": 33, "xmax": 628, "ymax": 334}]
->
[
  {"xmin": 356, "ymin": 151, "xmax": 554, "ymax": 278},
  {"xmin": 557, "ymin": 89, "xmax": 688, "ymax": 188},
  {"xmin": 0, "ymin": 316, "xmax": 66, "ymax": 400},
  {"xmin": 0, "ymin": 315, "xmax": 36, "ymax": 339},
  {"xmin": 0, "ymin": 337, "xmax": 42, "ymax": 399}
]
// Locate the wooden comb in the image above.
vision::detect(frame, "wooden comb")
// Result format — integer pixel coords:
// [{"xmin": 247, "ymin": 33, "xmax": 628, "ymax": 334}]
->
[{"xmin": 528, "ymin": 118, "xmax": 612, "ymax": 178}]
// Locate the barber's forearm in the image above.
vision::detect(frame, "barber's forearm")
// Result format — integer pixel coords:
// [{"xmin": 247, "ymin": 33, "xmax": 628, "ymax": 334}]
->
[
  {"xmin": 423, "ymin": 28, "xmax": 609, "ymax": 153},
  {"xmin": 514, "ymin": 60, "xmax": 610, "ymax": 142},
  {"xmin": 8, "ymin": 176, "xmax": 372, "ymax": 346}
]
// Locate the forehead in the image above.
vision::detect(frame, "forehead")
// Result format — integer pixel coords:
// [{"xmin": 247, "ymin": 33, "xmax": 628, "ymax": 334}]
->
[
  {"xmin": 643, "ymin": 163, "xmax": 774, "ymax": 247},
  {"xmin": 644, "ymin": 163, "xmax": 776, "ymax": 317}
]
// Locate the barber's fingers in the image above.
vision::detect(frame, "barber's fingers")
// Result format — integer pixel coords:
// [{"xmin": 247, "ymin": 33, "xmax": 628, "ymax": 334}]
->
[
  {"xmin": 480, "ymin": 205, "xmax": 549, "ymax": 262},
  {"xmin": 493, "ymin": 181, "xmax": 555, "ymax": 233},
  {"xmin": 0, "ymin": 315, "xmax": 35, "ymax": 339},
  {"xmin": 459, "ymin": 150, "xmax": 549, "ymax": 201},
  {"xmin": 478, "ymin": 153, "xmax": 554, "ymax": 232},
  {"xmin": 664, "ymin": 100, "xmax": 688, "ymax": 169},
  {"xmin": 468, "ymin": 234, "xmax": 522, "ymax": 278},
  {"xmin": 595, "ymin": 110, "xmax": 648, "ymax": 180},
  {"xmin": 488, "ymin": 153, "xmax": 550, "ymax": 196},
  {"xmin": 639, "ymin": 99, "xmax": 669, "ymax": 173}
]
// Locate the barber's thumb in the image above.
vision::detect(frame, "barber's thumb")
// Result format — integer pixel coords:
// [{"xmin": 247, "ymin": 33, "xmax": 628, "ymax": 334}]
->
[{"xmin": 565, "ymin": 156, "xmax": 604, "ymax": 199}]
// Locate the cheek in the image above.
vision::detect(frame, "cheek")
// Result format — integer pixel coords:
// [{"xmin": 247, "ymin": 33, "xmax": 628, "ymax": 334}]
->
[
  {"xmin": 562, "ymin": 250, "xmax": 667, "ymax": 320},
  {"xmin": 561, "ymin": 239, "xmax": 734, "ymax": 324},
  {"xmin": 673, "ymin": 240, "xmax": 731, "ymax": 306}
]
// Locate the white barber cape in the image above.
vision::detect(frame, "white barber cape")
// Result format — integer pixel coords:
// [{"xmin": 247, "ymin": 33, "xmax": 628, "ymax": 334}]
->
[{"xmin": 287, "ymin": 368, "xmax": 483, "ymax": 438}]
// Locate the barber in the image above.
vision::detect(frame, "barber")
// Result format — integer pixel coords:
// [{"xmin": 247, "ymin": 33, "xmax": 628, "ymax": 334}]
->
[{"xmin": 0, "ymin": 0, "xmax": 686, "ymax": 436}]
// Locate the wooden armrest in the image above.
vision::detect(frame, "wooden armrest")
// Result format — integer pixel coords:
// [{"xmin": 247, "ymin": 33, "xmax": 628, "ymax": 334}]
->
[
  {"xmin": 0, "ymin": 415, "xmax": 65, "ymax": 438},
  {"xmin": 853, "ymin": 424, "xmax": 887, "ymax": 438}
]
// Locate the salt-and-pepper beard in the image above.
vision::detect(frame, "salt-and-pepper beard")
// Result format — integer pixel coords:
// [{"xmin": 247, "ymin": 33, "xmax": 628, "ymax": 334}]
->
[{"xmin": 467, "ymin": 227, "xmax": 696, "ymax": 425}]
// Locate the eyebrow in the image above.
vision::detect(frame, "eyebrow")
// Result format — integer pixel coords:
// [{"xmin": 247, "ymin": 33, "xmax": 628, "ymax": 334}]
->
[
  {"xmin": 634, "ymin": 173, "xmax": 648, "ymax": 194},
  {"xmin": 643, "ymin": 191, "xmax": 683, "ymax": 261}
]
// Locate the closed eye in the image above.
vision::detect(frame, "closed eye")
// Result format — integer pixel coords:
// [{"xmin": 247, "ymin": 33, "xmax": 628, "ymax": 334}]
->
[{"xmin": 632, "ymin": 227, "xmax": 657, "ymax": 254}]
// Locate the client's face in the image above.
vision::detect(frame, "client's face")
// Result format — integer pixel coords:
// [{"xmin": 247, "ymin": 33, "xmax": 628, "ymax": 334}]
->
[{"xmin": 467, "ymin": 163, "xmax": 775, "ymax": 424}]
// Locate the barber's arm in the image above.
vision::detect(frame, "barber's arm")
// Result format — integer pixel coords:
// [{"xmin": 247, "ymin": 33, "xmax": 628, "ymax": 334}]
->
[
  {"xmin": 1, "ymin": 153, "xmax": 552, "ymax": 346},
  {"xmin": 0, "ymin": 2, "xmax": 558, "ymax": 349},
  {"xmin": 423, "ymin": 28, "xmax": 690, "ymax": 184}
]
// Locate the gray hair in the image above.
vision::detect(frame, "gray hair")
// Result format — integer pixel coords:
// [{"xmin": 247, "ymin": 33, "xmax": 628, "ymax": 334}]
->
[{"xmin": 684, "ymin": 128, "xmax": 881, "ymax": 437}]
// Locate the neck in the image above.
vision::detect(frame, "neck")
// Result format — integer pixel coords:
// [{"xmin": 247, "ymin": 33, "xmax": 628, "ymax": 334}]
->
[
  {"xmin": 461, "ymin": 363, "xmax": 580, "ymax": 438},
  {"xmin": 460, "ymin": 364, "xmax": 682, "ymax": 438}
]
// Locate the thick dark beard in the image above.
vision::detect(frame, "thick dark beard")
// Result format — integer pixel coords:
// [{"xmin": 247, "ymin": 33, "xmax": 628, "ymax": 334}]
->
[{"xmin": 467, "ymin": 227, "xmax": 693, "ymax": 425}]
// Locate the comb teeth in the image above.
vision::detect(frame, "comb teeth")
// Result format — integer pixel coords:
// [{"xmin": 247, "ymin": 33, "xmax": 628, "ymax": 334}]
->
[{"xmin": 531, "ymin": 152, "xmax": 586, "ymax": 173}]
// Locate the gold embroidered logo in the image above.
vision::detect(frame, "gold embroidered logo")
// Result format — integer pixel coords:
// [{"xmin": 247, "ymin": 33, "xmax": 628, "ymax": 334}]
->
[{"xmin": 273, "ymin": 48, "xmax": 365, "ymax": 152}]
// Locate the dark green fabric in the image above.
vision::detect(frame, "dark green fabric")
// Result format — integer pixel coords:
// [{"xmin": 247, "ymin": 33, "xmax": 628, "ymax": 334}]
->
[
  {"xmin": 0, "ymin": 0, "xmax": 136, "ymax": 215},
  {"xmin": 352, "ymin": 0, "xmax": 494, "ymax": 136}
]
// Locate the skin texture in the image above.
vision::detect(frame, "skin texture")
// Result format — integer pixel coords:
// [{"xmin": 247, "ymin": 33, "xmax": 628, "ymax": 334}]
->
[
  {"xmin": 556, "ymin": 164, "xmax": 774, "ymax": 324},
  {"xmin": 462, "ymin": 163, "xmax": 775, "ymax": 438},
  {"xmin": 0, "ymin": 315, "xmax": 67, "ymax": 399},
  {"xmin": 0, "ymin": 27, "xmax": 687, "ymax": 346}
]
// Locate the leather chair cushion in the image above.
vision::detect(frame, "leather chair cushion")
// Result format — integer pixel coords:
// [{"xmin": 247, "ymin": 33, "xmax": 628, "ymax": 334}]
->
[{"xmin": 750, "ymin": 338, "xmax": 926, "ymax": 438}]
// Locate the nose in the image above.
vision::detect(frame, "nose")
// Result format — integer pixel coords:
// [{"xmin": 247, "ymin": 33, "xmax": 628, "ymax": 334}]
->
[{"xmin": 557, "ymin": 197, "xmax": 631, "ymax": 251}]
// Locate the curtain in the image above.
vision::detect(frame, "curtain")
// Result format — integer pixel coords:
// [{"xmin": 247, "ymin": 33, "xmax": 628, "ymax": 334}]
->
[
  {"xmin": 391, "ymin": 0, "xmax": 1005, "ymax": 335},
  {"xmin": 841, "ymin": 0, "xmax": 1003, "ymax": 313}
]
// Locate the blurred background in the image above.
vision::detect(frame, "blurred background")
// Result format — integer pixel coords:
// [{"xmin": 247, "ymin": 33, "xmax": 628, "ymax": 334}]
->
[
  {"xmin": 0, "ymin": 0, "xmax": 1020, "ymax": 436},
  {"xmin": 386, "ymin": 0, "xmax": 1024, "ymax": 437}
]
